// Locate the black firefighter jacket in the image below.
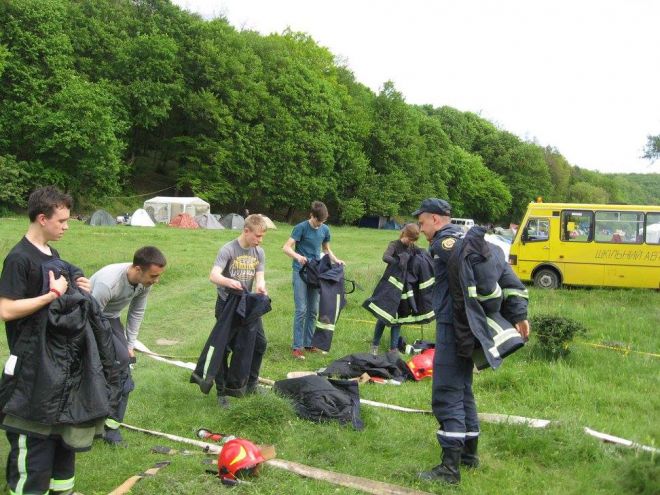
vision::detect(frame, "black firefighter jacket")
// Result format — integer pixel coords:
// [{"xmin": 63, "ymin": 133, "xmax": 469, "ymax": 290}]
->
[
  {"xmin": 362, "ymin": 248, "xmax": 435, "ymax": 326},
  {"xmin": 273, "ymin": 374, "xmax": 364, "ymax": 430},
  {"xmin": 448, "ymin": 226, "xmax": 529, "ymax": 370},
  {"xmin": 191, "ymin": 289, "xmax": 271, "ymax": 395},
  {"xmin": 299, "ymin": 256, "xmax": 346, "ymax": 352},
  {"xmin": 0, "ymin": 259, "xmax": 121, "ymax": 426}
]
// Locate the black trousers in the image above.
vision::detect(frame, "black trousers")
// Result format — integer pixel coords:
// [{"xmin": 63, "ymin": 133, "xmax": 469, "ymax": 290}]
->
[
  {"xmin": 214, "ymin": 297, "xmax": 267, "ymax": 397},
  {"xmin": 103, "ymin": 318, "xmax": 134, "ymax": 443},
  {"xmin": 5, "ymin": 431, "xmax": 75, "ymax": 494}
]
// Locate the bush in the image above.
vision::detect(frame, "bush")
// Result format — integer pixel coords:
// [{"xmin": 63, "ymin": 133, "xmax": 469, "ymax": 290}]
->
[{"xmin": 530, "ymin": 314, "xmax": 587, "ymax": 359}]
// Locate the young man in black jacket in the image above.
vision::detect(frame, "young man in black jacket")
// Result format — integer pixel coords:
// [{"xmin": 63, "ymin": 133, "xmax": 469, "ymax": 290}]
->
[{"xmin": 0, "ymin": 186, "xmax": 99, "ymax": 495}]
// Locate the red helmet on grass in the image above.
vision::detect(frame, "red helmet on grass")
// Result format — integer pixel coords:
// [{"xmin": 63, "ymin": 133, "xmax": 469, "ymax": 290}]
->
[
  {"xmin": 407, "ymin": 348, "xmax": 435, "ymax": 381},
  {"xmin": 217, "ymin": 438, "xmax": 265, "ymax": 481}
]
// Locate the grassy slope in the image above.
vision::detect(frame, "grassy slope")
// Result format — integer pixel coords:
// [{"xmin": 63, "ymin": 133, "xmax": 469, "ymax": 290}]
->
[{"xmin": 0, "ymin": 218, "xmax": 658, "ymax": 494}]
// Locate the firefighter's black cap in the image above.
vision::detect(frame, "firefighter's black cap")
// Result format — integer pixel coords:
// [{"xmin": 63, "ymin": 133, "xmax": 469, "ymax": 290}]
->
[{"xmin": 412, "ymin": 198, "xmax": 451, "ymax": 217}]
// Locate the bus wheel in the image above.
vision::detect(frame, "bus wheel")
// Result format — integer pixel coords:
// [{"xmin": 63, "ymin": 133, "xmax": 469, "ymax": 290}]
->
[{"xmin": 534, "ymin": 268, "xmax": 560, "ymax": 289}]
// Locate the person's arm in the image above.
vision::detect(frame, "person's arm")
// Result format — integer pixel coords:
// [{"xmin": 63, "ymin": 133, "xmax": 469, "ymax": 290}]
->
[
  {"xmin": 0, "ymin": 270, "xmax": 67, "ymax": 322},
  {"xmin": 125, "ymin": 290, "xmax": 148, "ymax": 351},
  {"xmin": 282, "ymin": 238, "xmax": 307, "ymax": 266},
  {"xmin": 322, "ymin": 242, "xmax": 344, "ymax": 265},
  {"xmin": 209, "ymin": 265, "xmax": 243, "ymax": 291},
  {"xmin": 254, "ymin": 270, "xmax": 267, "ymax": 295},
  {"xmin": 382, "ymin": 241, "xmax": 398, "ymax": 264}
]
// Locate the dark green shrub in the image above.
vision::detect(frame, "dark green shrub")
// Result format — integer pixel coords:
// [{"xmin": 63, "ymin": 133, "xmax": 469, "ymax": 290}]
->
[{"xmin": 530, "ymin": 314, "xmax": 587, "ymax": 359}]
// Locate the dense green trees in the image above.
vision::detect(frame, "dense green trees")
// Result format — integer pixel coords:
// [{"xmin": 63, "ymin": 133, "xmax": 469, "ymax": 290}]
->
[{"xmin": 0, "ymin": 0, "xmax": 656, "ymax": 222}]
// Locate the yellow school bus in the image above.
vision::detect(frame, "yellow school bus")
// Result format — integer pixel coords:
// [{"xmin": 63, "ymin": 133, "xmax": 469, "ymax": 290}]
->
[{"xmin": 508, "ymin": 202, "xmax": 660, "ymax": 289}]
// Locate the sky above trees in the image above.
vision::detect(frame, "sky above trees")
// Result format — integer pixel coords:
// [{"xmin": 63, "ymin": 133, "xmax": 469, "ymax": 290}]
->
[{"xmin": 173, "ymin": 0, "xmax": 660, "ymax": 175}]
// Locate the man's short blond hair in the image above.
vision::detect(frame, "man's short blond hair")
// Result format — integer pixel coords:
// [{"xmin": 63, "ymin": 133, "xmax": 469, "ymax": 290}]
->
[{"xmin": 244, "ymin": 214, "xmax": 268, "ymax": 232}]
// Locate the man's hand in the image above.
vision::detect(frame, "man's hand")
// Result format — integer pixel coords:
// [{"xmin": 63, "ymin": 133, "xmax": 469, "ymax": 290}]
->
[
  {"xmin": 297, "ymin": 255, "xmax": 308, "ymax": 266},
  {"xmin": 49, "ymin": 270, "xmax": 68, "ymax": 296},
  {"xmin": 515, "ymin": 320, "xmax": 530, "ymax": 340},
  {"xmin": 128, "ymin": 347, "xmax": 135, "ymax": 359},
  {"xmin": 333, "ymin": 258, "xmax": 345, "ymax": 266},
  {"xmin": 255, "ymin": 284, "xmax": 268, "ymax": 296},
  {"xmin": 226, "ymin": 279, "xmax": 243, "ymax": 291},
  {"xmin": 75, "ymin": 276, "xmax": 91, "ymax": 293}
]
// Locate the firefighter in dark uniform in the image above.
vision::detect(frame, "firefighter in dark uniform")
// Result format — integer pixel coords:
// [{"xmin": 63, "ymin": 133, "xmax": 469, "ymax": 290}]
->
[{"xmin": 413, "ymin": 198, "xmax": 473, "ymax": 485}]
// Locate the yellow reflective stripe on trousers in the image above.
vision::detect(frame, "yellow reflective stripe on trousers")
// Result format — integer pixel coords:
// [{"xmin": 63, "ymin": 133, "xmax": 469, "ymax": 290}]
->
[
  {"xmin": 316, "ymin": 320, "xmax": 335, "ymax": 331},
  {"xmin": 334, "ymin": 294, "xmax": 341, "ymax": 325},
  {"xmin": 50, "ymin": 476, "xmax": 75, "ymax": 491},
  {"xmin": 486, "ymin": 317, "xmax": 504, "ymax": 335},
  {"xmin": 105, "ymin": 418, "xmax": 121, "ymax": 430},
  {"xmin": 202, "ymin": 345, "xmax": 215, "ymax": 380},
  {"xmin": 400, "ymin": 290, "xmax": 415, "ymax": 300},
  {"xmin": 15, "ymin": 434, "xmax": 28, "ymax": 494},
  {"xmin": 468, "ymin": 286, "xmax": 477, "ymax": 297},
  {"xmin": 387, "ymin": 276, "xmax": 404, "ymax": 290},
  {"xmin": 367, "ymin": 302, "xmax": 397, "ymax": 324},
  {"xmin": 503, "ymin": 288, "xmax": 529, "ymax": 299},
  {"xmin": 419, "ymin": 277, "xmax": 434, "ymax": 289},
  {"xmin": 395, "ymin": 310, "xmax": 435, "ymax": 324}
]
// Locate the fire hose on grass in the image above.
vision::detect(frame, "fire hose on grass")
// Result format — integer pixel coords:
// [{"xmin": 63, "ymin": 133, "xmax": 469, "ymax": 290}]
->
[
  {"xmin": 120, "ymin": 422, "xmax": 436, "ymax": 495},
  {"xmin": 135, "ymin": 342, "xmax": 659, "ymax": 454}
]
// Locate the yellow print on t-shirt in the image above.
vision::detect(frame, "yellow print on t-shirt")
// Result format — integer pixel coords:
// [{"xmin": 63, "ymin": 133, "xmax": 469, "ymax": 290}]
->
[{"xmin": 229, "ymin": 255, "xmax": 259, "ymax": 283}]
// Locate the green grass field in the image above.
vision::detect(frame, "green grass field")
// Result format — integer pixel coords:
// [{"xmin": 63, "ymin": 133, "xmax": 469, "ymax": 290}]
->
[{"xmin": 1, "ymin": 217, "xmax": 658, "ymax": 494}]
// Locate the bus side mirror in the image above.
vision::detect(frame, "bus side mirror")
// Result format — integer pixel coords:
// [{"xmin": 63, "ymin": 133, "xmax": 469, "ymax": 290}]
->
[{"xmin": 521, "ymin": 230, "xmax": 528, "ymax": 245}]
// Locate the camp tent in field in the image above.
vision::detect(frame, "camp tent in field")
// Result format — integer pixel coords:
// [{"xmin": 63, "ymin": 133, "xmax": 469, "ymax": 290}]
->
[
  {"xmin": 358, "ymin": 215, "xmax": 401, "ymax": 230},
  {"xmin": 144, "ymin": 196, "xmax": 210, "ymax": 224},
  {"xmin": 220, "ymin": 213, "xmax": 245, "ymax": 230},
  {"xmin": 195, "ymin": 213, "xmax": 225, "ymax": 229},
  {"xmin": 169, "ymin": 213, "xmax": 199, "ymax": 229},
  {"xmin": 259, "ymin": 215, "xmax": 277, "ymax": 229},
  {"xmin": 86, "ymin": 209, "xmax": 116, "ymax": 226},
  {"xmin": 130, "ymin": 208, "xmax": 156, "ymax": 227}
]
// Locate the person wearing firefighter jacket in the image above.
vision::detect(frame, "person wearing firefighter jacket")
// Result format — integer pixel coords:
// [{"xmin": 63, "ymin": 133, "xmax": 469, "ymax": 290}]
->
[
  {"xmin": 0, "ymin": 186, "xmax": 120, "ymax": 495},
  {"xmin": 192, "ymin": 214, "xmax": 270, "ymax": 409},
  {"xmin": 415, "ymin": 199, "xmax": 530, "ymax": 485},
  {"xmin": 413, "ymin": 198, "xmax": 470, "ymax": 485},
  {"xmin": 299, "ymin": 255, "xmax": 346, "ymax": 352},
  {"xmin": 90, "ymin": 246, "xmax": 167, "ymax": 445}
]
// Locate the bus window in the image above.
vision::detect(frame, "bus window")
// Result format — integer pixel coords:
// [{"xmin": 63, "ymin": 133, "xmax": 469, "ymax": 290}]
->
[
  {"xmin": 522, "ymin": 217, "xmax": 549, "ymax": 242},
  {"xmin": 595, "ymin": 211, "xmax": 644, "ymax": 244},
  {"xmin": 561, "ymin": 210, "xmax": 593, "ymax": 242},
  {"xmin": 646, "ymin": 213, "xmax": 660, "ymax": 244}
]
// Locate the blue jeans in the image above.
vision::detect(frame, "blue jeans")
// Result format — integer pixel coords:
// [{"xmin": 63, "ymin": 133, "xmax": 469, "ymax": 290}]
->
[
  {"xmin": 372, "ymin": 319, "xmax": 401, "ymax": 350},
  {"xmin": 292, "ymin": 270, "xmax": 319, "ymax": 349}
]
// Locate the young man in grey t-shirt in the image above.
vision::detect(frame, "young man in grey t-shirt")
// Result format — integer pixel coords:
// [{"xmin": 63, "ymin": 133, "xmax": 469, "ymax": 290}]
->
[
  {"xmin": 209, "ymin": 214, "xmax": 268, "ymax": 407},
  {"xmin": 90, "ymin": 246, "xmax": 166, "ymax": 444}
]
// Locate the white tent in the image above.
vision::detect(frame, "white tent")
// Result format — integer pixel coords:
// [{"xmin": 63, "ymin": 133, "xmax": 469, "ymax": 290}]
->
[
  {"xmin": 259, "ymin": 215, "xmax": 277, "ymax": 229},
  {"xmin": 195, "ymin": 213, "xmax": 225, "ymax": 229},
  {"xmin": 144, "ymin": 196, "xmax": 210, "ymax": 224},
  {"xmin": 130, "ymin": 208, "xmax": 156, "ymax": 227}
]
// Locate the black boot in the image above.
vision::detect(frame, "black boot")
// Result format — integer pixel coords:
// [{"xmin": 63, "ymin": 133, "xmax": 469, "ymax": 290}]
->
[
  {"xmin": 461, "ymin": 437, "xmax": 479, "ymax": 468},
  {"xmin": 418, "ymin": 448, "xmax": 461, "ymax": 484}
]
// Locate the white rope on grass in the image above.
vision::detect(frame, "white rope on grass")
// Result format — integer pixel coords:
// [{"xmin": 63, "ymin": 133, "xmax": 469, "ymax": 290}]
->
[{"xmin": 134, "ymin": 342, "xmax": 658, "ymax": 454}]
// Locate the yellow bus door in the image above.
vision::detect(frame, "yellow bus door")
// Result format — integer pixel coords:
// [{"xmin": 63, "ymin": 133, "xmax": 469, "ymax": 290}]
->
[
  {"xmin": 517, "ymin": 216, "xmax": 557, "ymax": 281},
  {"xmin": 558, "ymin": 210, "xmax": 604, "ymax": 286}
]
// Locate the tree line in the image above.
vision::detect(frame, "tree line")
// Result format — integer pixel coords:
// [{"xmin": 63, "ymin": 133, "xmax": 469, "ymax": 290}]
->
[{"xmin": 0, "ymin": 0, "xmax": 657, "ymax": 224}]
